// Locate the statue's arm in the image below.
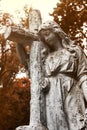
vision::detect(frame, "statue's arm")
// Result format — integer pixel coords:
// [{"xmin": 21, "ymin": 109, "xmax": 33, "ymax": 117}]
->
[{"xmin": 16, "ymin": 43, "xmax": 29, "ymax": 70}]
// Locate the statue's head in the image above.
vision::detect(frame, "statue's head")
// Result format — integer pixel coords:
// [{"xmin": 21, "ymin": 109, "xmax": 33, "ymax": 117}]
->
[
  {"xmin": 38, "ymin": 21, "xmax": 63, "ymax": 49},
  {"xmin": 38, "ymin": 21, "xmax": 74, "ymax": 47},
  {"xmin": 38, "ymin": 21, "xmax": 60, "ymax": 31},
  {"xmin": 38, "ymin": 21, "xmax": 67, "ymax": 39}
]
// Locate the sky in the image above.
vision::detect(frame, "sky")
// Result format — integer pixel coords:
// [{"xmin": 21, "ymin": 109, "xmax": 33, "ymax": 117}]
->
[{"xmin": 0, "ymin": 0, "xmax": 59, "ymax": 22}]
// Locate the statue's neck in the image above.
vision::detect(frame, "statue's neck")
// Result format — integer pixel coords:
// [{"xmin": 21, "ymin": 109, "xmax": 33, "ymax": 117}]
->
[{"xmin": 51, "ymin": 41, "xmax": 63, "ymax": 52}]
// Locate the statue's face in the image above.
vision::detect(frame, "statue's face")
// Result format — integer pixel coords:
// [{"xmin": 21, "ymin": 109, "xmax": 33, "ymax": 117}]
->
[{"xmin": 39, "ymin": 29, "xmax": 61, "ymax": 48}]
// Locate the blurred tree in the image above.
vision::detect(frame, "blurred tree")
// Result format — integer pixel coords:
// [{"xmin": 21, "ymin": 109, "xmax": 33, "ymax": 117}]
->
[
  {"xmin": 0, "ymin": 13, "xmax": 23, "ymax": 87},
  {"xmin": 14, "ymin": 77, "xmax": 30, "ymax": 88},
  {"xmin": 51, "ymin": 0, "xmax": 87, "ymax": 51},
  {"xmin": 0, "ymin": 11, "xmax": 31, "ymax": 130},
  {"xmin": 0, "ymin": 84, "xmax": 30, "ymax": 130},
  {"xmin": 0, "ymin": 6, "xmax": 30, "ymax": 130},
  {"xmin": 15, "ymin": 5, "xmax": 30, "ymax": 29},
  {"xmin": 20, "ymin": 5, "xmax": 30, "ymax": 29}
]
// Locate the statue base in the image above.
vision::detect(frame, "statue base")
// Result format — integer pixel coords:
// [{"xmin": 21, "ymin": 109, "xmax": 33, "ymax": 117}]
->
[{"xmin": 15, "ymin": 123, "xmax": 48, "ymax": 130}]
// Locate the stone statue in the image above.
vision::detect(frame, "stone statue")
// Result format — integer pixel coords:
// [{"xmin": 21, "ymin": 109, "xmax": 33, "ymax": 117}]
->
[
  {"xmin": 16, "ymin": 20, "xmax": 87, "ymax": 130},
  {"xmin": 4, "ymin": 10, "xmax": 87, "ymax": 130},
  {"xmin": 37, "ymin": 21, "xmax": 87, "ymax": 130}
]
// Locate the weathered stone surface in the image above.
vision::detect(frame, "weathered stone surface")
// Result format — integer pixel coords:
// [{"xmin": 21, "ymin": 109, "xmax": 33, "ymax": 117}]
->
[
  {"xmin": 15, "ymin": 9, "xmax": 48, "ymax": 130},
  {"xmin": 4, "ymin": 26, "xmax": 39, "ymax": 44},
  {"xmin": 16, "ymin": 123, "xmax": 48, "ymax": 130}
]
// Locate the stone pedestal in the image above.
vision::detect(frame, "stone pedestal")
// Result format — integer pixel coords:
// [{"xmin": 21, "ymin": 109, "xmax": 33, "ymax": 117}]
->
[{"xmin": 16, "ymin": 123, "xmax": 48, "ymax": 130}]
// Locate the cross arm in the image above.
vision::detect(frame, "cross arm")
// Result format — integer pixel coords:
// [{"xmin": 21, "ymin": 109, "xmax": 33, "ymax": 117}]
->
[{"xmin": 4, "ymin": 26, "xmax": 39, "ymax": 44}]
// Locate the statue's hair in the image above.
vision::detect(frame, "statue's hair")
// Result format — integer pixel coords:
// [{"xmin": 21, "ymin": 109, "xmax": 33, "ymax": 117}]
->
[{"xmin": 38, "ymin": 21, "xmax": 76, "ymax": 49}]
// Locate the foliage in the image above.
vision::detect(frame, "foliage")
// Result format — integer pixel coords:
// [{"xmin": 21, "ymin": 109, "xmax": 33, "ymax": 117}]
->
[
  {"xmin": 14, "ymin": 77, "xmax": 30, "ymax": 88},
  {"xmin": 0, "ymin": 12, "xmax": 28, "ymax": 87},
  {"xmin": 0, "ymin": 11, "xmax": 30, "ymax": 130},
  {"xmin": 20, "ymin": 5, "xmax": 30, "ymax": 28},
  {"xmin": 15, "ymin": 5, "xmax": 30, "ymax": 29},
  {"xmin": 51, "ymin": 0, "xmax": 87, "ymax": 51},
  {"xmin": 0, "ymin": 84, "xmax": 30, "ymax": 130}
]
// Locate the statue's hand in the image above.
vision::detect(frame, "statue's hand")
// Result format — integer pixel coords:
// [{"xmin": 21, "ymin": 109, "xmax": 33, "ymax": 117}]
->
[
  {"xmin": 40, "ymin": 78, "xmax": 50, "ymax": 93},
  {"xmin": 82, "ymin": 109, "xmax": 87, "ymax": 129}
]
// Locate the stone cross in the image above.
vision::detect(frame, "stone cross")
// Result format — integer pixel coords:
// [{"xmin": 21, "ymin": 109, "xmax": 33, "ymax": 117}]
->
[{"xmin": 14, "ymin": 9, "xmax": 48, "ymax": 130}]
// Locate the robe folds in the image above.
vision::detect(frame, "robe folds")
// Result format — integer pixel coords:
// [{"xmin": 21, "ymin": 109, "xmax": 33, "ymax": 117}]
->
[{"xmin": 45, "ymin": 46, "xmax": 87, "ymax": 130}]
